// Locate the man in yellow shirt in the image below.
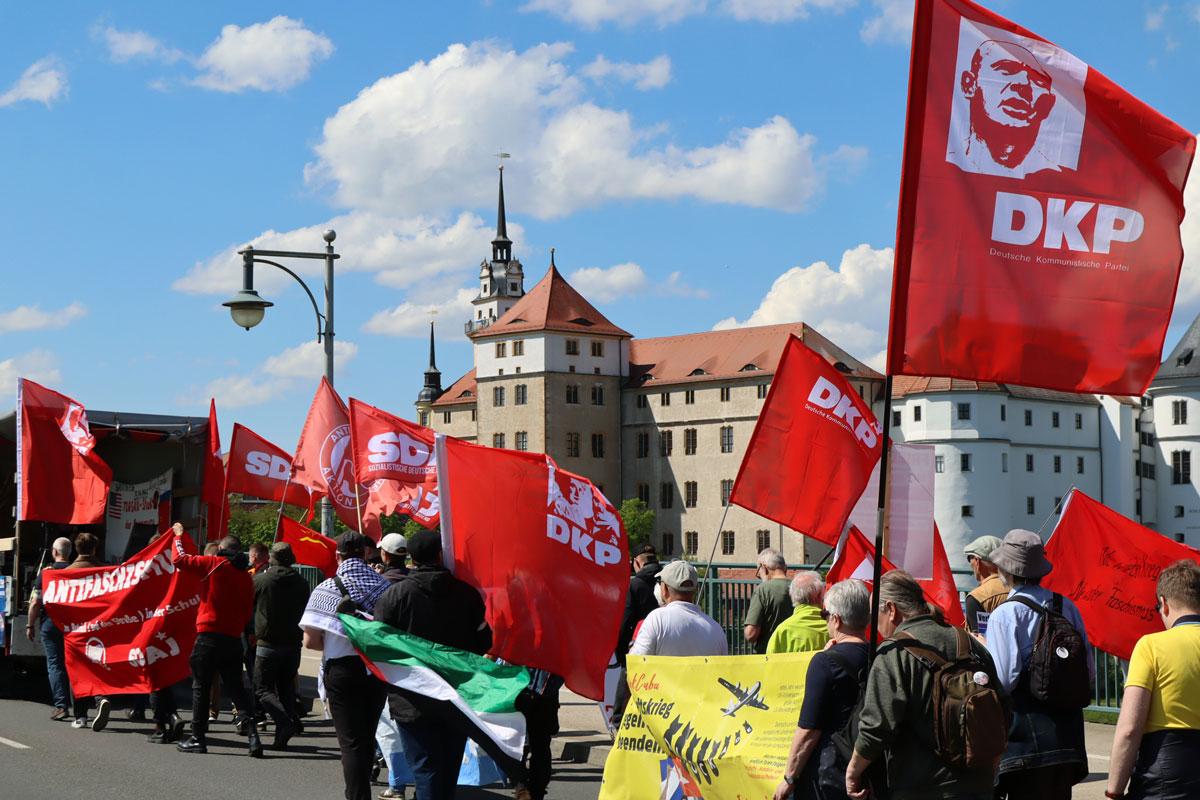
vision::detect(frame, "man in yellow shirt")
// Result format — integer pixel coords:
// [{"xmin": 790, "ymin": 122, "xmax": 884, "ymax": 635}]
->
[
  {"xmin": 1106, "ymin": 559, "xmax": 1200, "ymax": 800},
  {"xmin": 766, "ymin": 571, "xmax": 829, "ymax": 654}
]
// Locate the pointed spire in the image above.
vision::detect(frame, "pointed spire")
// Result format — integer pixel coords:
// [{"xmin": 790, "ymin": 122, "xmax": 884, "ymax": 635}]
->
[
  {"xmin": 427, "ymin": 320, "xmax": 438, "ymax": 370},
  {"xmin": 495, "ymin": 165, "xmax": 509, "ymax": 242},
  {"xmin": 417, "ymin": 320, "xmax": 443, "ymax": 406},
  {"xmin": 550, "ymin": 247, "xmax": 556, "ymax": 270}
]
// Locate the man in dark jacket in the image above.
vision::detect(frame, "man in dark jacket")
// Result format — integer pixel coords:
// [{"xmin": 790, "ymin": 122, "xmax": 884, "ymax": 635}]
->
[
  {"xmin": 252, "ymin": 542, "xmax": 310, "ymax": 750},
  {"xmin": 373, "ymin": 530, "xmax": 492, "ymax": 800},
  {"xmin": 608, "ymin": 545, "xmax": 663, "ymax": 729}
]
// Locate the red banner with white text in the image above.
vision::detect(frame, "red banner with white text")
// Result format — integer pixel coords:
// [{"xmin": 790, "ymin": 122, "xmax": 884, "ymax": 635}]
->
[
  {"xmin": 42, "ymin": 534, "xmax": 202, "ymax": 697},
  {"xmin": 1044, "ymin": 490, "xmax": 1200, "ymax": 660},
  {"xmin": 888, "ymin": 0, "xmax": 1195, "ymax": 395},
  {"xmin": 348, "ymin": 398, "xmax": 440, "ymax": 529},
  {"xmin": 226, "ymin": 423, "xmax": 313, "ymax": 511}
]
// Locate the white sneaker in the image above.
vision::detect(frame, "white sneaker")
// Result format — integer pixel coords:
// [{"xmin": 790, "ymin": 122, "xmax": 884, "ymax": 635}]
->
[{"xmin": 72, "ymin": 717, "xmax": 87, "ymax": 729}]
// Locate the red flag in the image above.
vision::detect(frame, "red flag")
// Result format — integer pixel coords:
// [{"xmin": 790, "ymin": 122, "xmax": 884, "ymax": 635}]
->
[
  {"xmin": 201, "ymin": 400, "xmax": 227, "ymax": 541},
  {"xmin": 888, "ymin": 0, "xmax": 1195, "ymax": 395},
  {"xmin": 225, "ymin": 423, "xmax": 313, "ymax": 510},
  {"xmin": 277, "ymin": 514, "xmax": 338, "ymax": 578},
  {"xmin": 730, "ymin": 336, "xmax": 882, "ymax": 547},
  {"xmin": 292, "ymin": 378, "xmax": 404, "ymax": 540},
  {"xmin": 1044, "ymin": 490, "xmax": 1199, "ymax": 660},
  {"xmin": 16, "ymin": 379, "xmax": 112, "ymax": 524},
  {"xmin": 41, "ymin": 534, "xmax": 202, "ymax": 696},
  {"xmin": 348, "ymin": 399, "xmax": 440, "ymax": 529},
  {"xmin": 826, "ymin": 525, "xmax": 964, "ymax": 627},
  {"xmin": 438, "ymin": 435, "xmax": 629, "ymax": 700}
]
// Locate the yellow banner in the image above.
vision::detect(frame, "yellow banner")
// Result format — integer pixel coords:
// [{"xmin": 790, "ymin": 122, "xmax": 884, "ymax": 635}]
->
[{"xmin": 599, "ymin": 652, "xmax": 814, "ymax": 800}]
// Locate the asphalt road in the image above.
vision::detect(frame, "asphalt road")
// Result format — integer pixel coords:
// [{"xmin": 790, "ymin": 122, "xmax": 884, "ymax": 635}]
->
[{"xmin": 0, "ymin": 682, "xmax": 609, "ymax": 800}]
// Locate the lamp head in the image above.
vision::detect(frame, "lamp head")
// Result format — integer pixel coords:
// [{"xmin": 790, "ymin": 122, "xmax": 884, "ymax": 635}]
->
[
  {"xmin": 323, "ymin": 229, "xmax": 336, "ymax": 243},
  {"xmin": 222, "ymin": 289, "xmax": 273, "ymax": 330}
]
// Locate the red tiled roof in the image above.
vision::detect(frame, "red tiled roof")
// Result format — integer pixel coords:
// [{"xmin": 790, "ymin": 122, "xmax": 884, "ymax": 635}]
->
[
  {"xmin": 468, "ymin": 266, "xmax": 631, "ymax": 339},
  {"xmin": 628, "ymin": 322, "xmax": 882, "ymax": 387},
  {"xmin": 432, "ymin": 368, "xmax": 477, "ymax": 407},
  {"xmin": 891, "ymin": 375, "xmax": 1101, "ymax": 405}
]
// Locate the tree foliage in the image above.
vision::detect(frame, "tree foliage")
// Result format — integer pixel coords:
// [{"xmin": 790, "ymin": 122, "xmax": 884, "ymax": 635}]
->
[{"xmin": 618, "ymin": 498, "xmax": 655, "ymax": 551}]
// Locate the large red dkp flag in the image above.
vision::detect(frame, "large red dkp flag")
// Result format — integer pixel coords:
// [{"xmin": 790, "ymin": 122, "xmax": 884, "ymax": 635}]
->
[
  {"xmin": 42, "ymin": 534, "xmax": 202, "ymax": 697},
  {"xmin": 348, "ymin": 399, "xmax": 440, "ymax": 529},
  {"xmin": 438, "ymin": 435, "xmax": 629, "ymax": 701},
  {"xmin": 278, "ymin": 514, "xmax": 338, "ymax": 578},
  {"xmin": 226, "ymin": 423, "xmax": 313, "ymax": 510},
  {"xmin": 17, "ymin": 378, "xmax": 113, "ymax": 525},
  {"xmin": 889, "ymin": 0, "xmax": 1195, "ymax": 395},
  {"xmin": 1044, "ymin": 490, "xmax": 1199, "ymax": 660},
  {"xmin": 730, "ymin": 336, "xmax": 882, "ymax": 547}
]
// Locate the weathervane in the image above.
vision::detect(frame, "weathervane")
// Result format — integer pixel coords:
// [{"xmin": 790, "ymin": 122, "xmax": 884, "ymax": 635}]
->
[{"xmin": 494, "ymin": 151, "xmax": 511, "ymax": 171}]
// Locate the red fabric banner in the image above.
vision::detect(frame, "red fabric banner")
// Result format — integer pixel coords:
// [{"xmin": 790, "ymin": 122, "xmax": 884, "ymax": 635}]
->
[
  {"xmin": 277, "ymin": 515, "xmax": 338, "ymax": 578},
  {"xmin": 17, "ymin": 378, "xmax": 112, "ymax": 524},
  {"xmin": 41, "ymin": 534, "xmax": 202, "ymax": 696},
  {"xmin": 202, "ymin": 399, "xmax": 227, "ymax": 541},
  {"xmin": 1044, "ymin": 490, "xmax": 1200, "ymax": 660},
  {"xmin": 348, "ymin": 399, "xmax": 440, "ymax": 529},
  {"xmin": 730, "ymin": 335, "xmax": 882, "ymax": 546},
  {"xmin": 826, "ymin": 524, "xmax": 964, "ymax": 627},
  {"xmin": 226, "ymin": 423, "xmax": 313, "ymax": 510},
  {"xmin": 888, "ymin": 0, "xmax": 1195, "ymax": 395},
  {"xmin": 439, "ymin": 435, "xmax": 629, "ymax": 700},
  {"xmin": 292, "ymin": 378, "xmax": 405, "ymax": 540}
]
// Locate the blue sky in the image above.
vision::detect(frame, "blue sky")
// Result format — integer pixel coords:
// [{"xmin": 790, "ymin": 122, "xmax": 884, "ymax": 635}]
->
[{"xmin": 1, "ymin": 0, "xmax": 1197, "ymax": 448}]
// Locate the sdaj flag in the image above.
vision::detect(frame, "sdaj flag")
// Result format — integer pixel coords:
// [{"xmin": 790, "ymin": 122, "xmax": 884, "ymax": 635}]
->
[{"xmin": 888, "ymin": 0, "xmax": 1195, "ymax": 395}]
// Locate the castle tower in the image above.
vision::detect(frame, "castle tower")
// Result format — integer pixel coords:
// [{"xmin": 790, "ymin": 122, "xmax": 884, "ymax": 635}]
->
[
  {"xmin": 467, "ymin": 164, "xmax": 525, "ymax": 334},
  {"xmin": 414, "ymin": 321, "xmax": 443, "ymax": 426}
]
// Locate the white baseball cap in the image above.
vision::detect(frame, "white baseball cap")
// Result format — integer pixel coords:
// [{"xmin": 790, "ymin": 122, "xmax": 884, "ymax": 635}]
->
[{"xmin": 380, "ymin": 533, "xmax": 408, "ymax": 556}]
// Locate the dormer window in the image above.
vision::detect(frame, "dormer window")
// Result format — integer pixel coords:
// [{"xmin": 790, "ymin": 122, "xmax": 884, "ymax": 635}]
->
[
  {"xmin": 689, "ymin": 368, "xmax": 707, "ymax": 376},
  {"xmin": 569, "ymin": 317, "xmax": 594, "ymax": 327},
  {"xmin": 1178, "ymin": 349, "xmax": 1194, "ymax": 367},
  {"xmin": 740, "ymin": 364, "xmax": 759, "ymax": 372}
]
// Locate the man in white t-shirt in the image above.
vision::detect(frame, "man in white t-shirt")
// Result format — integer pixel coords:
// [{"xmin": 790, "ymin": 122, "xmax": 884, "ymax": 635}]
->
[{"xmin": 630, "ymin": 561, "xmax": 728, "ymax": 657}]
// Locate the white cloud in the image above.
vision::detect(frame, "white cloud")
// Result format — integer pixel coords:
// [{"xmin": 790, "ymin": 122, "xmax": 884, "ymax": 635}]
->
[
  {"xmin": 568, "ymin": 263, "xmax": 650, "ymax": 303},
  {"xmin": 521, "ymin": 0, "xmax": 707, "ymax": 27},
  {"xmin": 722, "ymin": 0, "xmax": 854, "ymax": 23},
  {"xmin": 0, "ymin": 302, "xmax": 87, "ymax": 333},
  {"xmin": 96, "ymin": 26, "xmax": 185, "ymax": 63},
  {"xmin": 1145, "ymin": 3, "xmax": 1169, "ymax": 31},
  {"xmin": 173, "ymin": 211, "xmax": 511, "ymax": 296},
  {"xmin": 192, "ymin": 16, "xmax": 333, "ymax": 93},
  {"xmin": 861, "ymin": 0, "xmax": 913, "ymax": 45},
  {"xmin": 663, "ymin": 270, "xmax": 710, "ymax": 299},
  {"xmin": 714, "ymin": 243, "xmax": 893, "ymax": 368},
  {"xmin": 200, "ymin": 339, "xmax": 358, "ymax": 408},
  {"xmin": 0, "ymin": 349, "xmax": 62, "ymax": 392},
  {"xmin": 0, "ymin": 58, "xmax": 67, "ymax": 108},
  {"xmin": 307, "ymin": 42, "xmax": 862, "ymax": 219},
  {"xmin": 582, "ymin": 55, "xmax": 672, "ymax": 90},
  {"xmin": 363, "ymin": 288, "xmax": 478, "ymax": 338}
]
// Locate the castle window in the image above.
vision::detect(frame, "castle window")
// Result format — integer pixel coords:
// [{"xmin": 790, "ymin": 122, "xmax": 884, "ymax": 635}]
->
[
  {"xmin": 515, "ymin": 431, "xmax": 528, "ymax": 451},
  {"xmin": 565, "ymin": 385, "xmax": 579, "ymax": 404},
  {"xmin": 914, "ymin": 405, "xmax": 922, "ymax": 422},
  {"xmin": 492, "ymin": 387, "xmax": 505, "ymax": 407},
  {"xmin": 1174, "ymin": 400, "xmax": 1188, "ymax": 426},
  {"xmin": 758, "ymin": 383, "xmax": 770, "ymax": 400},
  {"xmin": 685, "ymin": 531, "xmax": 698, "ymax": 556},
  {"xmin": 721, "ymin": 479, "xmax": 734, "ymax": 507},
  {"xmin": 685, "ymin": 482, "xmax": 698, "ymax": 508},
  {"xmin": 1077, "ymin": 456, "xmax": 1085, "ymax": 474},
  {"xmin": 636, "ymin": 394, "xmax": 648, "ymax": 409},
  {"xmin": 565, "ymin": 339, "xmax": 580, "ymax": 356},
  {"xmin": 685, "ymin": 390, "xmax": 695, "ymax": 405},
  {"xmin": 957, "ymin": 403, "xmax": 971, "ymax": 421},
  {"xmin": 591, "ymin": 433, "xmax": 605, "ymax": 458},
  {"xmin": 510, "ymin": 282, "xmax": 518, "ymax": 292},
  {"xmin": 470, "ymin": 409, "xmax": 476, "ymax": 422},
  {"xmin": 661, "ymin": 392, "xmax": 671, "ymax": 407},
  {"xmin": 660, "ymin": 430, "xmax": 673, "ymax": 457},
  {"xmin": 591, "ymin": 341, "xmax": 604, "ymax": 357},
  {"xmin": 720, "ymin": 387, "xmax": 731, "ymax": 402},
  {"xmin": 637, "ymin": 483, "xmax": 650, "ymax": 504},
  {"xmin": 660, "ymin": 483, "xmax": 674, "ymax": 509},
  {"xmin": 720, "ymin": 426, "xmax": 734, "ymax": 454},
  {"xmin": 591, "ymin": 385, "xmax": 605, "ymax": 406},
  {"xmin": 495, "ymin": 342, "xmax": 506, "ymax": 358},
  {"xmin": 662, "ymin": 533, "xmax": 675, "ymax": 556},
  {"xmin": 1051, "ymin": 411, "xmax": 1060, "ymax": 428},
  {"xmin": 684, "ymin": 428, "xmax": 697, "ymax": 455},
  {"xmin": 442, "ymin": 411, "xmax": 451, "ymax": 425},
  {"xmin": 1075, "ymin": 413, "xmax": 1082, "ymax": 430},
  {"xmin": 756, "ymin": 530, "xmax": 771, "ymax": 553},
  {"xmin": 567, "ymin": 432, "xmax": 581, "ymax": 458},
  {"xmin": 1172, "ymin": 451, "xmax": 1190, "ymax": 484},
  {"xmin": 493, "ymin": 433, "xmax": 505, "ymax": 448},
  {"xmin": 1024, "ymin": 409, "xmax": 1033, "ymax": 426},
  {"xmin": 637, "ymin": 432, "xmax": 650, "ymax": 458},
  {"xmin": 514, "ymin": 384, "xmax": 527, "ymax": 405},
  {"xmin": 512, "ymin": 340, "xmax": 524, "ymax": 356},
  {"xmin": 721, "ymin": 530, "xmax": 736, "ymax": 556},
  {"xmin": 1026, "ymin": 497, "xmax": 1035, "ymax": 515}
]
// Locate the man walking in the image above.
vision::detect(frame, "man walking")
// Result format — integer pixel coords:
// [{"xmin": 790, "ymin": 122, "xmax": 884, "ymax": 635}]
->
[
  {"xmin": 170, "ymin": 524, "xmax": 261, "ymax": 757},
  {"xmin": 962, "ymin": 535, "xmax": 1007, "ymax": 635},
  {"xmin": 765, "ymin": 570, "xmax": 828, "ymax": 654},
  {"xmin": 610, "ymin": 545, "xmax": 663, "ymax": 727},
  {"xmin": 744, "ymin": 548, "xmax": 793, "ymax": 654},
  {"xmin": 301, "ymin": 532, "xmax": 390, "ymax": 800},
  {"xmin": 630, "ymin": 561, "xmax": 727, "ymax": 657},
  {"xmin": 373, "ymin": 529, "xmax": 493, "ymax": 800},
  {"xmin": 25, "ymin": 536, "xmax": 73, "ymax": 721},
  {"xmin": 66, "ymin": 532, "xmax": 112, "ymax": 731},
  {"xmin": 252, "ymin": 542, "xmax": 310, "ymax": 750}
]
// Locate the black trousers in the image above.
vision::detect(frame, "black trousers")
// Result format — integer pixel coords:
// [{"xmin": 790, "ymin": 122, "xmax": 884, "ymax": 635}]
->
[
  {"xmin": 150, "ymin": 683, "xmax": 179, "ymax": 726},
  {"xmin": 325, "ymin": 655, "xmax": 387, "ymax": 800},
  {"xmin": 523, "ymin": 698, "xmax": 560, "ymax": 799},
  {"xmin": 254, "ymin": 645, "xmax": 301, "ymax": 730},
  {"xmin": 994, "ymin": 764, "xmax": 1077, "ymax": 800},
  {"xmin": 189, "ymin": 632, "xmax": 253, "ymax": 737}
]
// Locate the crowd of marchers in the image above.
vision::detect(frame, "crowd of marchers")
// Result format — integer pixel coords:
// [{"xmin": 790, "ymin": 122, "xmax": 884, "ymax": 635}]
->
[
  {"xmin": 27, "ymin": 526, "xmax": 560, "ymax": 800},
  {"xmin": 609, "ymin": 533, "xmax": 1200, "ymax": 800}
]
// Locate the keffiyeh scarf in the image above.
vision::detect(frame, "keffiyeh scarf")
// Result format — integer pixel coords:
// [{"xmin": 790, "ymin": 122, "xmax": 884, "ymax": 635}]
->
[{"xmin": 300, "ymin": 557, "xmax": 390, "ymax": 638}]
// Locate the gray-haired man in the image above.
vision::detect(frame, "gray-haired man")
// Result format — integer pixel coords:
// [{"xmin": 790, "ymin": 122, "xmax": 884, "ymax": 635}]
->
[
  {"xmin": 26, "ymin": 536, "xmax": 73, "ymax": 720},
  {"xmin": 744, "ymin": 548, "xmax": 793, "ymax": 654}
]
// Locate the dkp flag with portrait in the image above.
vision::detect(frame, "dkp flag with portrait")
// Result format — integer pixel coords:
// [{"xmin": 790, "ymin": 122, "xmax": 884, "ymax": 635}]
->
[
  {"xmin": 436, "ymin": 434, "xmax": 629, "ymax": 701},
  {"xmin": 889, "ymin": 0, "xmax": 1195, "ymax": 395}
]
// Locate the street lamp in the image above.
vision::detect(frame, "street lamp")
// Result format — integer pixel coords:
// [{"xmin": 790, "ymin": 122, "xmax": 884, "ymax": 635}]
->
[{"xmin": 222, "ymin": 229, "xmax": 340, "ymax": 536}]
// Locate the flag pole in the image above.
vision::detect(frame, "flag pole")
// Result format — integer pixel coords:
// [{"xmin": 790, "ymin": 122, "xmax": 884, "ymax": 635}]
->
[
  {"xmin": 272, "ymin": 470, "xmax": 297, "ymax": 544},
  {"xmin": 867, "ymin": 376, "xmax": 895, "ymax": 660},
  {"xmin": 354, "ymin": 481, "xmax": 365, "ymax": 534},
  {"xmin": 697, "ymin": 501, "xmax": 733, "ymax": 609}
]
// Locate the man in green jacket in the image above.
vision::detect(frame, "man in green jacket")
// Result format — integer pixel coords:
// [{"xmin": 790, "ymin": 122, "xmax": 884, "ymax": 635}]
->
[
  {"xmin": 847, "ymin": 570, "xmax": 1004, "ymax": 800},
  {"xmin": 252, "ymin": 542, "xmax": 311, "ymax": 750}
]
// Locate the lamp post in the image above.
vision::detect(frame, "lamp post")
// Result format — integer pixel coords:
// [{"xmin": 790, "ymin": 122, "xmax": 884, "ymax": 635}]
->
[{"xmin": 222, "ymin": 229, "xmax": 340, "ymax": 536}]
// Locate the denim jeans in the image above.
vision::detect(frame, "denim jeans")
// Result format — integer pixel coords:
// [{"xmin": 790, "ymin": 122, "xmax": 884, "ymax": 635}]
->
[
  {"xmin": 398, "ymin": 714, "xmax": 467, "ymax": 800},
  {"xmin": 40, "ymin": 618, "xmax": 70, "ymax": 711}
]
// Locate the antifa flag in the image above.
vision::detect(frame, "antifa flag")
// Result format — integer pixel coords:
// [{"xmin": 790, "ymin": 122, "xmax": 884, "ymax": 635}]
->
[
  {"xmin": 348, "ymin": 399, "xmax": 440, "ymax": 529},
  {"xmin": 292, "ymin": 378, "xmax": 407, "ymax": 540},
  {"xmin": 888, "ymin": 0, "xmax": 1196, "ymax": 395},
  {"xmin": 278, "ymin": 514, "xmax": 338, "ymax": 578},
  {"xmin": 1044, "ymin": 489, "xmax": 1200, "ymax": 659},
  {"xmin": 16, "ymin": 378, "xmax": 112, "ymax": 525},
  {"xmin": 225, "ymin": 423, "xmax": 314, "ymax": 511},
  {"xmin": 437, "ymin": 434, "xmax": 629, "ymax": 701},
  {"xmin": 201, "ymin": 399, "xmax": 228, "ymax": 541},
  {"xmin": 730, "ymin": 336, "xmax": 882, "ymax": 547},
  {"xmin": 42, "ymin": 534, "xmax": 202, "ymax": 696},
  {"xmin": 827, "ymin": 524, "xmax": 965, "ymax": 627}
]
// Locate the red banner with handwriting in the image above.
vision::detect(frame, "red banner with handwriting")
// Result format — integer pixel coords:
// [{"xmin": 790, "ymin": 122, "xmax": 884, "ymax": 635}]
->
[{"xmin": 42, "ymin": 535, "xmax": 202, "ymax": 696}]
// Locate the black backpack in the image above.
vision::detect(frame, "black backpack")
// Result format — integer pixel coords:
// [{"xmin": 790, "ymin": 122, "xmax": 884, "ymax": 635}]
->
[
  {"xmin": 825, "ymin": 649, "xmax": 887, "ymax": 798},
  {"xmin": 1006, "ymin": 593, "xmax": 1090, "ymax": 710}
]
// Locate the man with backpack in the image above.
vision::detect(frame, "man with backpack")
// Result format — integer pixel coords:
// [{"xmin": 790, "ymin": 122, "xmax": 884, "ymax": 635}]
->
[
  {"xmin": 847, "ymin": 570, "xmax": 1007, "ymax": 800},
  {"xmin": 984, "ymin": 529, "xmax": 1093, "ymax": 800}
]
